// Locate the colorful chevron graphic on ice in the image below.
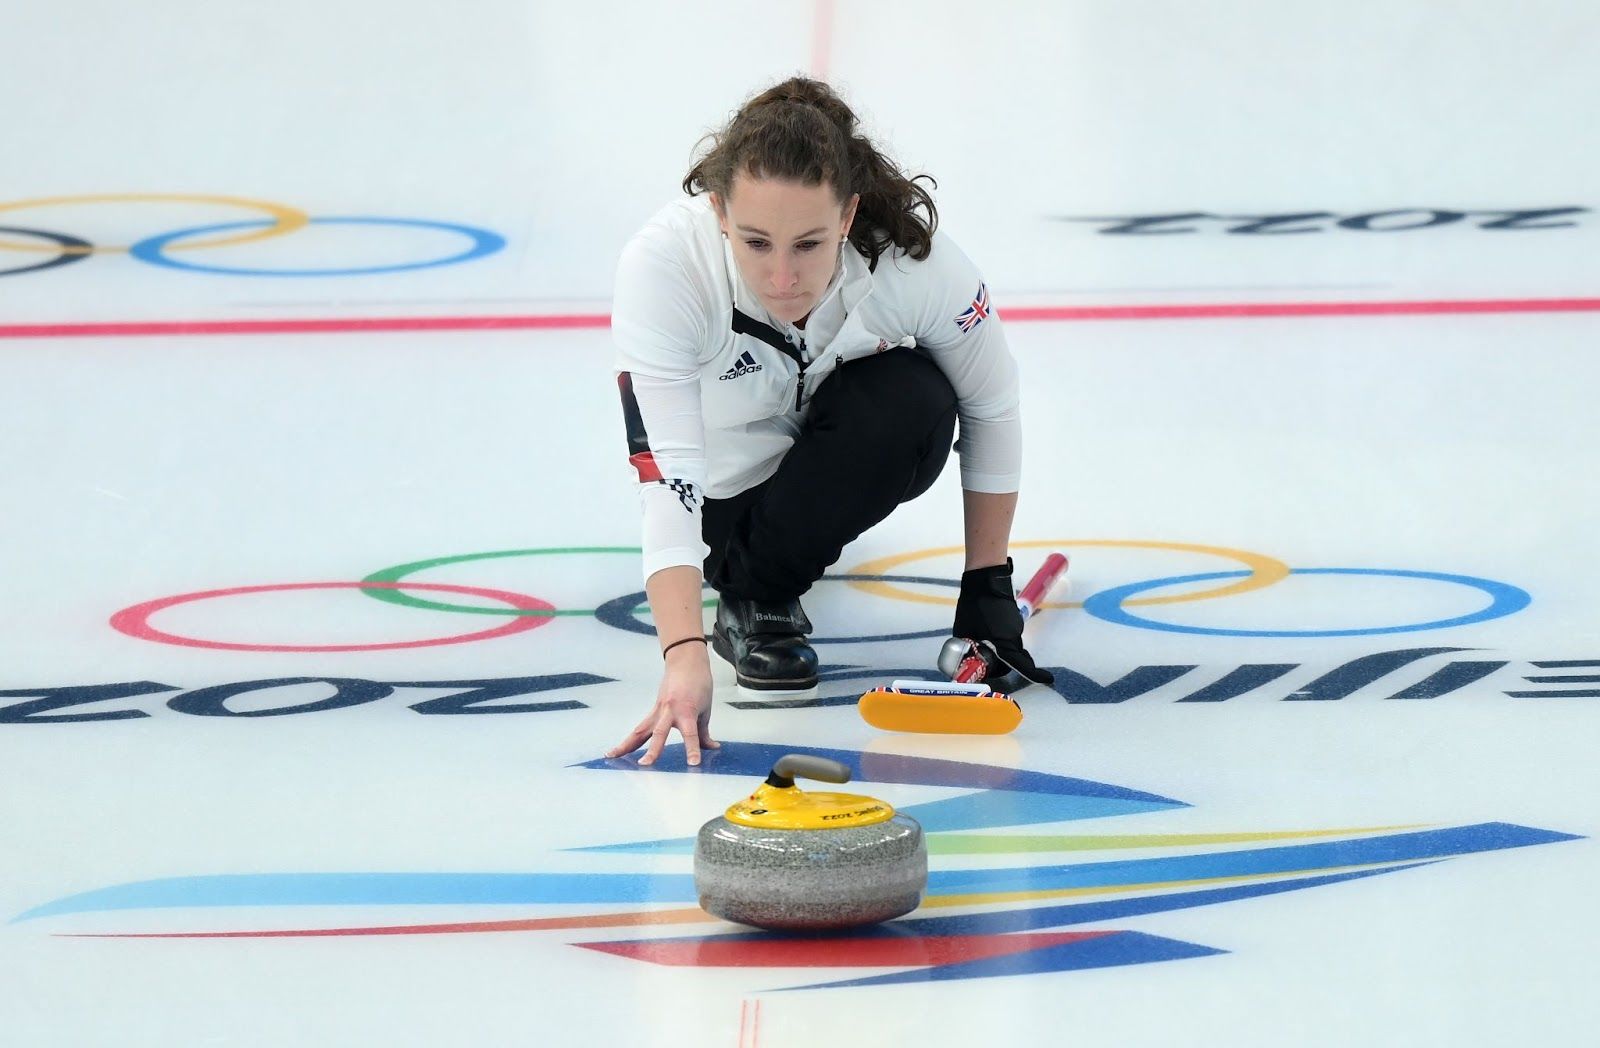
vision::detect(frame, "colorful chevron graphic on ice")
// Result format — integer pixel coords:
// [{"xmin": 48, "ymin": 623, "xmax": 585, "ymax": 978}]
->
[{"xmin": 11, "ymin": 743, "xmax": 1581, "ymax": 991}]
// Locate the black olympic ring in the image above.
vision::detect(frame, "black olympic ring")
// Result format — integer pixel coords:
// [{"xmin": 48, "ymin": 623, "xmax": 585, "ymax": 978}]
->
[
  {"xmin": 593, "ymin": 573, "xmax": 961, "ymax": 644},
  {"xmin": 0, "ymin": 197, "xmax": 502, "ymax": 279},
  {"xmin": 0, "ymin": 226, "xmax": 95, "ymax": 278}
]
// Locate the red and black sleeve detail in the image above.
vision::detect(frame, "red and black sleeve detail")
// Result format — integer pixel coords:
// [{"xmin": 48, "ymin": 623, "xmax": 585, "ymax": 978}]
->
[{"xmin": 616, "ymin": 372, "xmax": 663, "ymax": 482}]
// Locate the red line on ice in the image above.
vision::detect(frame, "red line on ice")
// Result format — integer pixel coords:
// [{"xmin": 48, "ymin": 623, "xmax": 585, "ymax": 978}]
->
[{"xmin": 3, "ymin": 296, "xmax": 1599, "ymax": 340}]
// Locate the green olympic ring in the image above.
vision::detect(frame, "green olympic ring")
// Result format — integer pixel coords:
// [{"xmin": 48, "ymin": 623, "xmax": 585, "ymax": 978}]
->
[{"xmin": 360, "ymin": 547, "xmax": 716, "ymax": 617}]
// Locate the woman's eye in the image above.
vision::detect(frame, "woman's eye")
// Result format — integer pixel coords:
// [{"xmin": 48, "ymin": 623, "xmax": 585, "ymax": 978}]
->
[
  {"xmin": 798, "ymin": 241, "xmax": 820, "ymax": 251},
  {"xmin": 746, "ymin": 240, "xmax": 769, "ymax": 251}
]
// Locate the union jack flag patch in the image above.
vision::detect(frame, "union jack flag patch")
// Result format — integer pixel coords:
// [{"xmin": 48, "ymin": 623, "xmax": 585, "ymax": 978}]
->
[{"xmin": 954, "ymin": 282, "xmax": 990, "ymax": 333}]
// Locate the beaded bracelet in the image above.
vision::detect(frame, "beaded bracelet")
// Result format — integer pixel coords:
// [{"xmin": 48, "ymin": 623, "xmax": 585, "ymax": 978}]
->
[{"xmin": 661, "ymin": 636, "xmax": 708, "ymax": 659}]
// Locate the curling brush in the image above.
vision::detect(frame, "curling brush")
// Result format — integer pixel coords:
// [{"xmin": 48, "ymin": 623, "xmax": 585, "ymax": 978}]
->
[{"xmin": 857, "ymin": 551, "xmax": 1070, "ymax": 734}]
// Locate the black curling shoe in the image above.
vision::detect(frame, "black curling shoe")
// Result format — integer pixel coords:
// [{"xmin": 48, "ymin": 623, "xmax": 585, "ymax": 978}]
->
[{"xmin": 711, "ymin": 595, "xmax": 819, "ymax": 692}]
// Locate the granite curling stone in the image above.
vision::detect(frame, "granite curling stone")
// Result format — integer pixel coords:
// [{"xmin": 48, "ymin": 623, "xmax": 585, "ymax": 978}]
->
[{"xmin": 694, "ymin": 753, "xmax": 927, "ymax": 930}]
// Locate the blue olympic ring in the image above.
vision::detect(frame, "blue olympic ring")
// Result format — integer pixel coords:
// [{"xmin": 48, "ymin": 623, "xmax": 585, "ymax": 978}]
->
[
  {"xmin": 1081, "ymin": 568, "xmax": 1532, "ymax": 637},
  {"xmin": 127, "ymin": 216, "xmax": 505, "ymax": 276}
]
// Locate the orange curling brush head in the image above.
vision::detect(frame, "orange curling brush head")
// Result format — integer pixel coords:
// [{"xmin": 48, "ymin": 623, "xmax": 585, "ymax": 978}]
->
[{"xmin": 857, "ymin": 678, "xmax": 1022, "ymax": 735}]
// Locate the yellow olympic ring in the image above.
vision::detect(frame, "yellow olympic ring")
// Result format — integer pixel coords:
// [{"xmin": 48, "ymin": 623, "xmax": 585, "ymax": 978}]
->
[
  {"xmin": 0, "ymin": 194, "xmax": 310, "ymax": 255},
  {"xmin": 843, "ymin": 540, "xmax": 1293, "ymax": 610}
]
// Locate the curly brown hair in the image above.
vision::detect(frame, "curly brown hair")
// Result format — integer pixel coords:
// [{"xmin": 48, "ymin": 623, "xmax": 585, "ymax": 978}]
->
[{"xmin": 682, "ymin": 76, "xmax": 939, "ymax": 271}]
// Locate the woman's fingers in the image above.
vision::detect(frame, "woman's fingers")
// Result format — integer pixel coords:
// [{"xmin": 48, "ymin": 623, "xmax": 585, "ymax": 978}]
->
[
  {"xmin": 604, "ymin": 730, "xmax": 645, "ymax": 759},
  {"xmin": 639, "ymin": 707, "xmax": 676, "ymax": 766},
  {"xmin": 698, "ymin": 707, "xmax": 720, "ymax": 750},
  {"xmin": 605, "ymin": 713, "xmax": 659, "ymax": 759},
  {"xmin": 610, "ymin": 716, "xmax": 717, "ymax": 766},
  {"xmin": 679, "ymin": 720, "xmax": 702, "ymax": 766}
]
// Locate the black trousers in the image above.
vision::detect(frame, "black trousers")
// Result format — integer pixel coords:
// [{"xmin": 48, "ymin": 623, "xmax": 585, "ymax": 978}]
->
[{"xmin": 702, "ymin": 348, "xmax": 958, "ymax": 602}]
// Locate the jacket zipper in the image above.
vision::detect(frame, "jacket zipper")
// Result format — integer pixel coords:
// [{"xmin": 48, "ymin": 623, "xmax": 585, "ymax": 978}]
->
[
  {"xmin": 729, "ymin": 309, "xmax": 816, "ymax": 412},
  {"xmin": 792, "ymin": 335, "xmax": 808, "ymax": 411}
]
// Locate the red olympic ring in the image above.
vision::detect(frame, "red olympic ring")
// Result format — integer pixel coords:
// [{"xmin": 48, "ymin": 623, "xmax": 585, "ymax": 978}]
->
[{"xmin": 109, "ymin": 582, "xmax": 555, "ymax": 653}]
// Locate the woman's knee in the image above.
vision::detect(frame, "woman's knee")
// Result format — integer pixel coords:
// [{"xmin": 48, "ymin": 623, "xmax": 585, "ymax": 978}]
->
[{"xmin": 813, "ymin": 350, "xmax": 956, "ymax": 437}]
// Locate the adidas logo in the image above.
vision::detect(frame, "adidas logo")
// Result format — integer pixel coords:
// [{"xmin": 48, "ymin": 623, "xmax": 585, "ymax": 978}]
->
[{"xmin": 719, "ymin": 350, "xmax": 764, "ymax": 380}]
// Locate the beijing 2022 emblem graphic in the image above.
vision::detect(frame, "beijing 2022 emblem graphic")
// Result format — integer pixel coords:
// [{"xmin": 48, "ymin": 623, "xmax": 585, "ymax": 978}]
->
[{"xmin": 13, "ymin": 744, "xmax": 1578, "ymax": 991}]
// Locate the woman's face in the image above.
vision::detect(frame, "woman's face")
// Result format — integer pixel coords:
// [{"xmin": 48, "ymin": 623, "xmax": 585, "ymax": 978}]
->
[{"xmin": 713, "ymin": 174, "xmax": 859, "ymax": 326}]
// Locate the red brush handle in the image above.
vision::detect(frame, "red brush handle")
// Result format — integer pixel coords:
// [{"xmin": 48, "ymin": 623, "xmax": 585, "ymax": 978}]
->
[{"xmin": 1016, "ymin": 551, "xmax": 1070, "ymax": 621}]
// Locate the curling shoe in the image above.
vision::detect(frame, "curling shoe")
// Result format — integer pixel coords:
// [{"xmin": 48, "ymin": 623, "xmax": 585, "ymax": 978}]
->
[{"xmin": 711, "ymin": 595, "xmax": 819, "ymax": 692}]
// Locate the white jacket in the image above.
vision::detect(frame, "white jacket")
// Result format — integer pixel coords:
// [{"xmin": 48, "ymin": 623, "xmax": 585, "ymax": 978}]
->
[{"xmin": 612, "ymin": 195, "xmax": 1023, "ymax": 582}]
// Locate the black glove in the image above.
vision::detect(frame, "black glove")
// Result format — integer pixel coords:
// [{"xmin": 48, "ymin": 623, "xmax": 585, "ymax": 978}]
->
[{"xmin": 952, "ymin": 558, "xmax": 1055, "ymax": 686}]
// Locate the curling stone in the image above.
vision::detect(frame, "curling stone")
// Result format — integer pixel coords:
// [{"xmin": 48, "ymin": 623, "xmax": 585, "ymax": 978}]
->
[{"xmin": 694, "ymin": 754, "xmax": 927, "ymax": 930}]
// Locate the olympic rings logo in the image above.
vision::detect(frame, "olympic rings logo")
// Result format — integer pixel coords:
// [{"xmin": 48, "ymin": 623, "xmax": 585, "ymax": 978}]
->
[
  {"xmin": 107, "ymin": 541, "xmax": 1532, "ymax": 653},
  {"xmin": 0, "ymin": 193, "xmax": 504, "ymax": 279}
]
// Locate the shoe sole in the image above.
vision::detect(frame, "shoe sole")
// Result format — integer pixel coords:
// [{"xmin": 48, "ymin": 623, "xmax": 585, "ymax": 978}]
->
[{"xmin": 734, "ymin": 676, "xmax": 819, "ymax": 692}]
